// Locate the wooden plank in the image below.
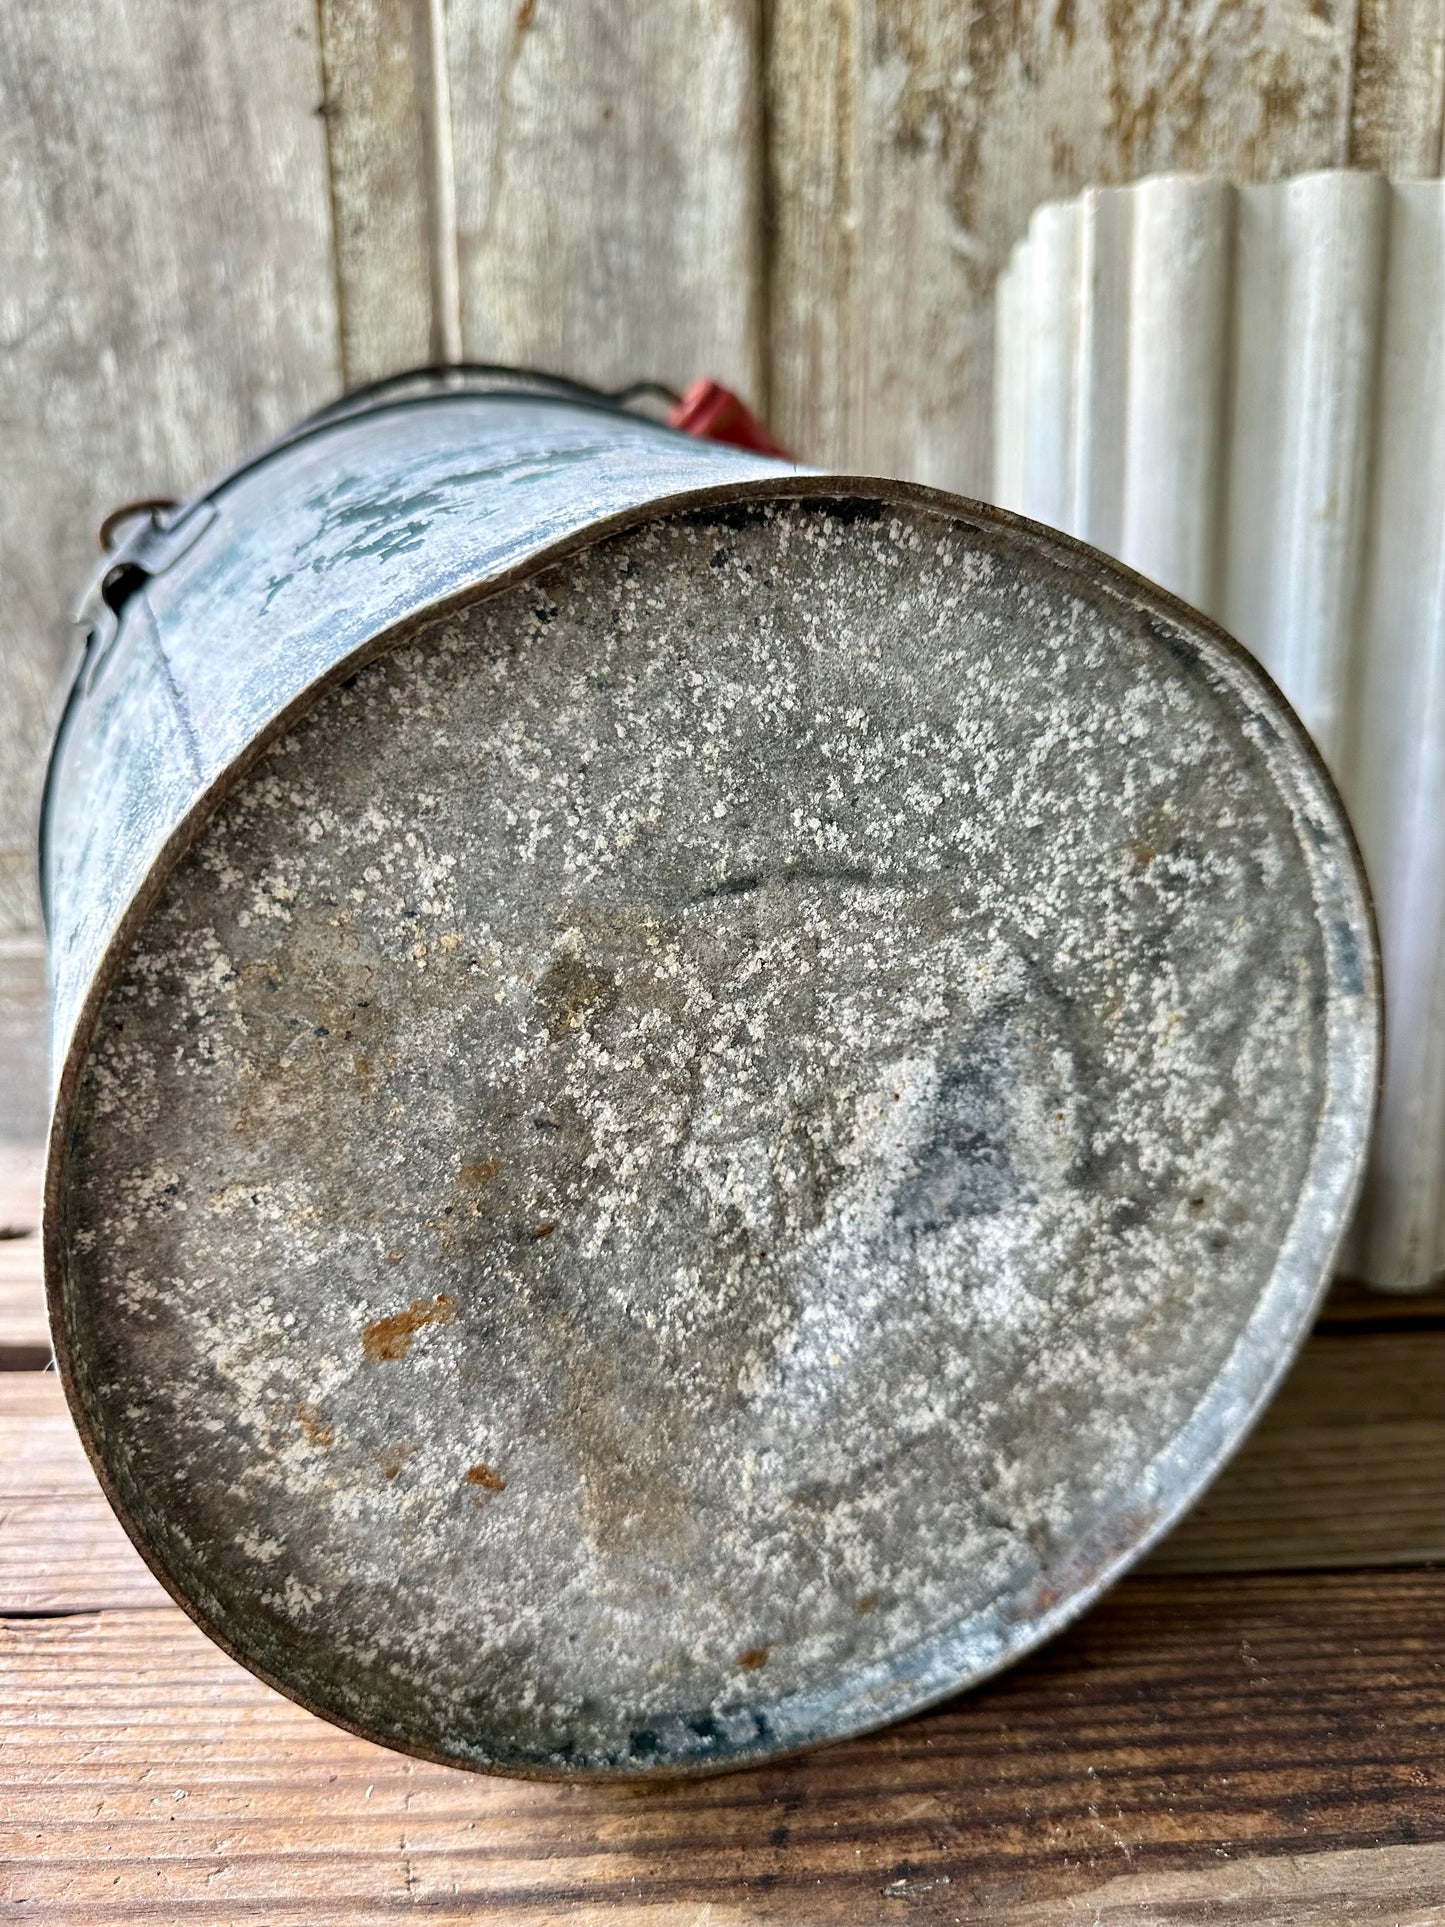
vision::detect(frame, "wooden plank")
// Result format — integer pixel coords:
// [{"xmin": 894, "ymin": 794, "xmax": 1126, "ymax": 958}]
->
[
  {"xmin": 1350, "ymin": 0, "xmax": 1445, "ymax": 174},
  {"xmin": 763, "ymin": 0, "xmax": 855, "ymax": 467},
  {"xmin": 0, "ymin": 939, "xmax": 46, "ymax": 1148},
  {"xmin": 767, "ymin": 0, "xmax": 1359, "ymax": 493},
  {"xmin": 317, "ymin": 0, "xmax": 437, "ymax": 383},
  {"xmin": 447, "ymin": 0, "xmax": 764, "ymax": 401},
  {"xmin": 1321, "ymin": 1274, "xmax": 1445, "ymax": 1328},
  {"xmin": 0, "ymin": 0, "xmax": 340, "ymax": 941},
  {"xmin": 1148, "ymin": 1330, "xmax": 1445, "ymax": 1572},
  {"xmin": 0, "ymin": 1377, "xmax": 165, "ymax": 1610},
  {"xmin": 4, "ymin": 1572, "xmax": 1445, "ymax": 1921},
  {"xmin": 0, "ymin": 1145, "xmax": 45, "ymax": 1367},
  {"xmin": 0, "ymin": 1370, "xmax": 78, "ymax": 1471},
  {"xmin": 0, "ymin": 1497, "xmax": 165, "ymax": 1614}
]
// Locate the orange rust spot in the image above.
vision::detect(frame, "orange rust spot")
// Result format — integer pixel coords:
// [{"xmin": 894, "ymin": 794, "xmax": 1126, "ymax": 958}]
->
[
  {"xmin": 855, "ymin": 1591, "xmax": 881, "ymax": 1615},
  {"xmin": 1131, "ymin": 840, "xmax": 1157, "ymax": 866},
  {"xmin": 561, "ymin": 988, "xmax": 603, "ymax": 1031},
  {"xmin": 384, "ymin": 1249, "xmax": 405, "ymax": 1264},
  {"xmin": 376, "ymin": 1443, "xmax": 412, "ymax": 1481},
  {"xmin": 465, "ymin": 1462, "xmax": 507, "ymax": 1506},
  {"xmin": 458, "ymin": 1159, "xmax": 501, "ymax": 1188},
  {"xmin": 532, "ymin": 1222, "xmax": 557, "ymax": 1240},
  {"xmin": 736, "ymin": 1644, "xmax": 772, "ymax": 1671},
  {"xmin": 362, "ymin": 1291, "xmax": 457, "ymax": 1361},
  {"xmin": 295, "ymin": 1401, "xmax": 333, "ymax": 1448}
]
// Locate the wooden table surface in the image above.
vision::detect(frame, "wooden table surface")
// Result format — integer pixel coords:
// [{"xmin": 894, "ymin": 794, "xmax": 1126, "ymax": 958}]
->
[{"xmin": 5, "ymin": 1139, "xmax": 1445, "ymax": 1924}]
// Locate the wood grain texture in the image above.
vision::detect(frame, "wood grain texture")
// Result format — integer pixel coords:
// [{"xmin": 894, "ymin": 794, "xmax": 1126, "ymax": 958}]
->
[
  {"xmin": 318, "ymin": 0, "xmax": 437, "ymax": 382},
  {"xmin": 1148, "ymin": 1329, "xmax": 1445, "ymax": 1572},
  {"xmin": 0, "ymin": 0, "xmax": 340, "ymax": 939},
  {"xmin": 1321, "ymin": 1274, "xmax": 1445, "ymax": 1328},
  {"xmin": 0, "ymin": 1352, "xmax": 152, "ymax": 1606},
  {"xmin": 0, "ymin": 1376, "xmax": 163, "ymax": 1609},
  {"xmin": 763, "ymin": 0, "xmax": 855, "ymax": 461},
  {"xmin": 5, "ymin": 1573, "xmax": 1445, "ymax": 1921},
  {"xmin": 0, "ymin": 935, "xmax": 46, "ymax": 1146},
  {"xmin": 767, "ymin": 0, "xmax": 1359, "ymax": 492},
  {"xmin": 1350, "ymin": 0, "xmax": 1445, "ymax": 173},
  {"xmin": 447, "ymin": 0, "xmax": 765, "ymax": 400},
  {"xmin": 0, "ymin": 1145, "xmax": 45, "ymax": 1367},
  {"xmin": 0, "ymin": 1144, "xmax": 42, "ymax": 1239},
  {"xmin": 0, "ymin": 1496, "xmax": 164, "ymax": 1615}
]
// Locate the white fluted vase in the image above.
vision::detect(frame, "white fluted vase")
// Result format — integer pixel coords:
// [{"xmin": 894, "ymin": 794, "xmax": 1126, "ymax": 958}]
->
[{"xmin": 994, "ymin": 172, "xmax": 1445, "ymax": 1292}]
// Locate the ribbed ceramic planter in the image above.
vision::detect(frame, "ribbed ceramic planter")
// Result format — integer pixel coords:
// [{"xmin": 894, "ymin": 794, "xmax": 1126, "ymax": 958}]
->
[{"xmin": 994, "ymin": 172, "xmax": 1445, "ymax": 1293}]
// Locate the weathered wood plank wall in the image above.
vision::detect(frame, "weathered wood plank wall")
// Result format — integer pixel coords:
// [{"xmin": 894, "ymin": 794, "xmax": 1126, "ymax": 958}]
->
[
  {"xmin": 0, "ymin": 0, "xmax": 341, "ymax": 1135},
  {"xmin": 447, "ymin": 0, "xmax": 765, "ymax": 396},
  {"xmin": 3, "ymin": 0, "xmax": 1443, "ymax": 1135},
  {"xmin": 1352, "ymin": 0, "xmax": 1445, "ymax": 171},
  {"xmin": 318, "ymin": 0, "xmax": 436, "ymax": 381}
]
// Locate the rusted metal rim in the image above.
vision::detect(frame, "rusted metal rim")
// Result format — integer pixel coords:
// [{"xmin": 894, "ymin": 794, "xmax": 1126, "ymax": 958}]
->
[{"xmin": 44, "ymin": 475, "xmax": 1381, "ymax": 1778}]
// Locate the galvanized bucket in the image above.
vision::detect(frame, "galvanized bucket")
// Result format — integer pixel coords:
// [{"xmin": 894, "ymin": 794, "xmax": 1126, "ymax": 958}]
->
[{"xmin": 43, "ymin": 371, "xmax": 1379, "ymax": 1778}]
